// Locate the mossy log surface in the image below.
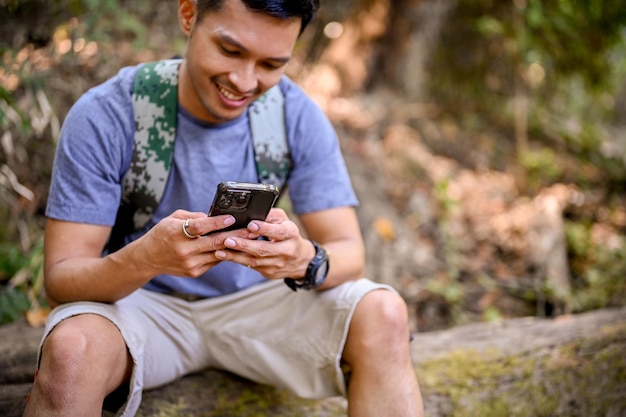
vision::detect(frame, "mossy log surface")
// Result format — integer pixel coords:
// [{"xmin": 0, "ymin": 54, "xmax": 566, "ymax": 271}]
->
[
  {"xmin": 414, "ymin": 308, "xmax": 626, "ymax": 417},
  {"xmin": 2, "ymin": 307, "xmax": 625, "ymax": 417}
]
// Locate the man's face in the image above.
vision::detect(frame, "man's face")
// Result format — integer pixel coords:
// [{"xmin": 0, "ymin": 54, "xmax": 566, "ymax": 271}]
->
[{"xmin": 178, "ymin": 0, "xmax": 301, "ymax": 124}]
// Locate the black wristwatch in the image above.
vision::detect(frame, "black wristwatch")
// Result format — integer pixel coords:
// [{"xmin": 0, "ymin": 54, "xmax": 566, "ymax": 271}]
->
[{"xmin": 284, "ymin": 240, "xmax": 329, "ymax": 292}]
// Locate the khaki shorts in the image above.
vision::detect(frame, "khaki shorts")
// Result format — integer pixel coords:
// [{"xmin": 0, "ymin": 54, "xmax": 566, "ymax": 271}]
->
[{"xmin": 38, "ymin": 278, "xmax": 395, "ymax": 417}]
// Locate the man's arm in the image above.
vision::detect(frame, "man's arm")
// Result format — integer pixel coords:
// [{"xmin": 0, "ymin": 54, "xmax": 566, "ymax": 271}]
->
[
  {"xmin": 44, "ymin": 219, "xmax": 125, "ymax": 307},
  {"xmin": 213, "ymin": 206, "xmax": 366, "ymax": 289},
  {"xmin": 43, "ymin": 211, "xmax": 243, "ymax": 307},
  {"xmin": 299, "ymin": 206, "xmax": 365, "ymax": 289}
]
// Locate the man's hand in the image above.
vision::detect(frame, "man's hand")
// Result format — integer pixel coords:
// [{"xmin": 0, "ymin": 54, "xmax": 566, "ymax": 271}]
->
[
  {"xmin": 43, "ymin": 209, "xmax": 253, "ymax": 306},
  {"xmin": 211, "ymin": 206, "xmax": 367, "ymax": 290},
  {"xmin": 213, "ymin": 208, "xmax": 315, "ymax": 280},
  {"xmin": 131, "ymin": 209, "xmax": 258, "ymax": 278}
]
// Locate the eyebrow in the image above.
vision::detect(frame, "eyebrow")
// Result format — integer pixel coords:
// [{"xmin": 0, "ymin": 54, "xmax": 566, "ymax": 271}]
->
[{"xmin": 216, "ymin": 32, "xmax": 291, "ymax": 64}]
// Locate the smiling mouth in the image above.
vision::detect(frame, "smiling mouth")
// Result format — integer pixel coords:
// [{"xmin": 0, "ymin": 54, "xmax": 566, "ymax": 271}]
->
[{"xmin": 217, "ymin": 84, "xmax": 246, "ymax": 102}]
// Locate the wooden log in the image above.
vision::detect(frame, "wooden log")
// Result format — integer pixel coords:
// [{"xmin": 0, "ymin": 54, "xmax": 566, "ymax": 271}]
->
[
  {"xmin": 1, "ymin": 307, "xmax": 625, "ymax": 417},
  {"xmin": 413, "ymin": 307, "xmax": 626, "ymax": 417},
  {"xmin": 0, "ymin": 321, "xmax": 41, "ymax": 417}
]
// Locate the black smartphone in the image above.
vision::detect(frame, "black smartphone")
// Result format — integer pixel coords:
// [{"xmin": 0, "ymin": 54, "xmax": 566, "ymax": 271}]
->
[{"xmin": 207, "ymin": 181, "xmax": 279, "ymax": 232}]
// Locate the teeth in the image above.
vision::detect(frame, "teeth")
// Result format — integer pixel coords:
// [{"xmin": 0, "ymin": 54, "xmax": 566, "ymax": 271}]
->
[{"xmin": 218, "ymin": 85, "xmax": 244, "ymax": 101}]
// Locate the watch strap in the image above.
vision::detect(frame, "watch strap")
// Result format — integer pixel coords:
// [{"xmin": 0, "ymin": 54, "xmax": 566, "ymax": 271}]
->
[{"xmin": 284, "ymin": 240, "xmax": 328, "ymax": 292}]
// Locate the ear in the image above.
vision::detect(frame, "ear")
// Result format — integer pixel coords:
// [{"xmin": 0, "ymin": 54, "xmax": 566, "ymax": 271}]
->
[{"xmin": 178, "ymin": 0, "xmax": 197, "ymax": 37}]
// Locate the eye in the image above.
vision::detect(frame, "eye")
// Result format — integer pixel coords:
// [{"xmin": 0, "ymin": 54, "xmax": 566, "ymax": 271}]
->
[
  {"xmin": 261, "ymin": 60, "xmax": 286, "ymax": 71},
  {"xmin": 261, "ymin": 62, "xmax": 280, "ymax": 70},
  {"xmin": 220, "ymin": 45, "xmax": 240, "ymax": 56}
]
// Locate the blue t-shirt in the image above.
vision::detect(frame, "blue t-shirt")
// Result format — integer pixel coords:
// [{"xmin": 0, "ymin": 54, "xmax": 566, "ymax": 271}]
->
[{"xmin": 46, "ymin": 63, "xmax": 358, "ymax": 298}]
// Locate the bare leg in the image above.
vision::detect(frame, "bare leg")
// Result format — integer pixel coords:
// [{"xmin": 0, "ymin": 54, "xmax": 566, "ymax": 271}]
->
[
  {"xmin": 342, "ymin": 290, "xmax": 424, "ymax": 417},
  {"xmin": 23, "ymin": 314, "xmax": 132, "ymax": 417}
]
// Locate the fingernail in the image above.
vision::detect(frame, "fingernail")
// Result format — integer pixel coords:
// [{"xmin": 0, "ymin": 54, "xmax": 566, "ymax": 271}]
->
[
  {"xmin": 248, "ymin": 222, "xmax": 259, "ymax": 232},
  {"xmin": 215, "ymin": 250, "xmax": 226, "ymax": 259},
  {"xmin": 225, "ymin": 238, "xmax": 236, "ymax": 248},
  {"xmin": 224, "ymin": 216, "xmax": 236, "ymax": 226}
]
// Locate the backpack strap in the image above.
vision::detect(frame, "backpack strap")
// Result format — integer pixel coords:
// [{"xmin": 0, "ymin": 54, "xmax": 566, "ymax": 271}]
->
[
  {"xmin": 248, "ymin": 85, "xmax": 291, "ymax": 187},
  {"xmin": 109, "ymin": 59, "xmax": 291, "ymax": 250},
  {"xmin": 122, "ymin": 59, "xmax": 180, "ymax": 232}
]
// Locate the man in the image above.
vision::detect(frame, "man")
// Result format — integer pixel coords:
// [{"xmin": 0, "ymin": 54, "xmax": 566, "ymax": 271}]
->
[{"xmin": 23, "ymin": 0, "xmax": 424, "ymax": 416}]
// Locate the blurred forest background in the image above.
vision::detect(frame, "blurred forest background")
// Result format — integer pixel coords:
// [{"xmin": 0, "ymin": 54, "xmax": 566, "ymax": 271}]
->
[{"xmin": 1, "ymin": 0, "xmax": 625, "ymax": 333}]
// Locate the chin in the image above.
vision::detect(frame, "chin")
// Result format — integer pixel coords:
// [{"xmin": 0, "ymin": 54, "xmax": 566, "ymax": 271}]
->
[{"xmin": 207, "ymin": 108, "xmax": 246, "ymax": 124}]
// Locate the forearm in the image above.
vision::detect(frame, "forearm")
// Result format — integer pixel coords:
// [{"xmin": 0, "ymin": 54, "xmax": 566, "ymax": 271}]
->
[
  {"xmin": 317, "ymin": 236, "xmax": 365, "ymax": 290},
  {"xmin": 297, "ymin": 207, "xmax": 366, "ymax": 290},
  {"xmin": 43, "ymin": 212, "xmax": 241, "ymax": 307},
  {"xmin": 44, "ymin": 239, "xmax": 155, "ymax": 307}
]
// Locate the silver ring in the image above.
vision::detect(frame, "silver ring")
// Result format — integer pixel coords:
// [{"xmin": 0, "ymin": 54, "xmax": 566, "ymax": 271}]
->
[{"xmin": 182, "ymin": 219, "xmax": 198, "ymax": 239}]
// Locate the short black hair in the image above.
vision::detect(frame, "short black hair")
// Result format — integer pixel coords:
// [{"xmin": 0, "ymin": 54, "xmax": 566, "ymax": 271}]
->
[{"xmin": 196, "ymin": 0, "xmax": 319, "ymax": 35}]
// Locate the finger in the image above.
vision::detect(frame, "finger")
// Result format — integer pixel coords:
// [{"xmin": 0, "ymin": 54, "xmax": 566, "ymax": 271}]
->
[
  {"xmin": 220, "ymin": 236, "xmax": 268, "ymax": 258},
  {"xmin": 214, "ymin": 247, "xmax": 271, "ymax": 271},
  {"xmin": 265, "ymin": 208, "xmax": 288, "ymax": 223},
  {"xmin": 247, "ymin": 219, "xmax": 292, "ymax": 242},
  {"xmin": 182, "ymin": 215, "xmax": 237, "ymax": 237},
  {"xmin": 214, "ymin": 246, "xmax": 249, "ymax": 265}
]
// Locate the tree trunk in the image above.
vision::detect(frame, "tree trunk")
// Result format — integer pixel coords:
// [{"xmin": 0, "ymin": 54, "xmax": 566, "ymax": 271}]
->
[{"xmin": 2, "ymin": 307, "xmax": 625, "ymax": 417}]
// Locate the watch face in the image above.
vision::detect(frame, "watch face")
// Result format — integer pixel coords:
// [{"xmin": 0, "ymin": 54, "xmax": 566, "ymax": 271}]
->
[
  {"xmin": 317, "ymin": 262, "xmax": 328, "ymax": 278},
  {"xmin": 315, "ymin": 259, "xmax": 329, "ymax": 285},
  {"xmin": 305, "ymin": 241, "xmax": 330, "ymax": 289}
]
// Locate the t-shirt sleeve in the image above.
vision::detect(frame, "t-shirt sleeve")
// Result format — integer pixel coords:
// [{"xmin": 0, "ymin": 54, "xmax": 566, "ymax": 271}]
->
[
  {"xmin": 282, "ymin": 80, "xmax": 358, "ymax": 214},
  {"xmin": 45, "ymin": 70, "xmax": 136, "ymax": 226}
]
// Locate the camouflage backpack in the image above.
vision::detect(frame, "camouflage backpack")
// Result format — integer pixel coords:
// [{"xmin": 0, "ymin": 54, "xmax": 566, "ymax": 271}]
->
[{"xmin": 107, "ymin": 59, "xmax": 291, "ymax": 251}]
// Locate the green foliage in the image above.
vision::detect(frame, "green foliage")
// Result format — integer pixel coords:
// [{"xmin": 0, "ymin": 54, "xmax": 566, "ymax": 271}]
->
[
  {"xmin": 433, "ymin": 179, "xmax": 461, "ymax": 283},
  {"xmin": 524, "ymin": 0, "xmax": 626, "ymax": 90},
  {"xmin": 427, "ymin": 179, "xmax": 468, "ymax": 325},
  {"xmin": 0, "ymin": 60, "xmax": 55, "ymax": 314},
  {"xmin": 428, "ymin": 0, "xmax": 626, "ymax": 189},
  {"xmin": 0, "ymin": 243, "xmax": 27, "ymax": 282},
  {"xmin": 0, "ymin": 0, "xmax": 168, "ymax": 324},
  {"xmin": 1, "ymin": 0, "xmax": 148, "ymax": 51},
  {"xmin": 78, "ymin": 0, "xmax": 149, "ymax": 48},
  {"xmin": 520, "ymin": 147, "xmax": 562, "ymax": 193},
  {"xmin": 565, "ymin": 221, "xmax": 626, "ymax": 312},
  {"xmin": 0, "ymin": 238, "xmax": 45, "ymax": 324},
  {"xmin": 0, "ymin": 287, "xmax": 31, "ymax": 324},
  {"xmin": 424, "ymin": 0, "xmax": 626, "ymax": 321}
]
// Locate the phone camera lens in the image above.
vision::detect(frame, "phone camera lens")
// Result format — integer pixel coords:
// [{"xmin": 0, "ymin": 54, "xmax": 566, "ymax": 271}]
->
[
  {"xmin": 219, "ymin": 198, "xmax": 233, "ymax": 209},
  {"xmin": 235, "ymin": 194, "xmax": 248, "ymax": 205}
]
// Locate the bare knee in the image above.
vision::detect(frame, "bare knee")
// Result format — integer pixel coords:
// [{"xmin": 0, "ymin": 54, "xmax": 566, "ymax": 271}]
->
[
  {"xmin": 42, "ymin": 314, "xmax": 103, "ymax": 371},
  {"xmin": 354, "ymin": 289, "xmax": 410, "ymax": 336},
  {"xmin": 344, "ymin": 290, "xmax": 411, "ymax": 363},
  {"xmin": 36, "ymin": 314, "xmax": 130, "ymax": 403}
]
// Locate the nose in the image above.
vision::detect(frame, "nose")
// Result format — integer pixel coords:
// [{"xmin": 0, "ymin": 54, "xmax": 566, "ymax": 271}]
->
[{"xmin": 228, "ymin": 62, "xmax": 258, "ymax": 94}]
